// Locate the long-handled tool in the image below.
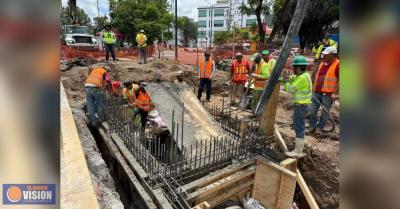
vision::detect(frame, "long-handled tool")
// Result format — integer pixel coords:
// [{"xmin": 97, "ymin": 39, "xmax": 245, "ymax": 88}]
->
[
  {"xmin": 310, "ymin": 96, "xmax": 336, "ymax": 132},
  {"xmin": 239, "ymin": 77, "xmax": 254, "ymax": 108}
]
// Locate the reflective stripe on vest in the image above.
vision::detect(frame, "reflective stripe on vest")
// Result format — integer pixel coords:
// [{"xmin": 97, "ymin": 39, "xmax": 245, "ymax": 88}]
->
[
  {"xmin": 253, "ymin": 61, "xmax": 268, "ymax": 89},
  {"xmin": 232, "ymin": 60, "xmax": 248, "ymax": 82},
  {"xmin": 85, "ymin": 68, "xmax": 107, "ymax": 87},
  {"xmin": 314, "ymin": 59, "xmax": 339, "ymax": 93},
  {"xmin": 294, "ymin": 73, "xmax": 312, "ymax": 104},
  {"xmin": 103, "ymin": 31, "xmax": 116, "ymax": 44},
  {"xmin": 199, "ymin": 60, "xmax": 214, "ymax": 78},
  {"xmin": 284, "ymin": 72, "xmax": 312, "ymax": 104},
  {"xmin": 136, "ymin": 91, "xmax": 151, "ymax": 112}
]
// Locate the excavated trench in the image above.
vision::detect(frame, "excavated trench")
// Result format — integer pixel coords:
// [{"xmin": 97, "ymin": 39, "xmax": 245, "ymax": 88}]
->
[{"xmin": 88, "ymin": 125, "xmax": 141, "ymax": 209}]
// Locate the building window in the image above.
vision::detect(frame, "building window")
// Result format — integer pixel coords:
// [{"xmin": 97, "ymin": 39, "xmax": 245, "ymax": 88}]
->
[
  {"xmin": 214, "ymin": 9, "xmax": 224, "ymax": 17},
  {"xmin": 214, "ymin": 20, "xmax": 224, "ymax": 27},
  {"xmin": 198, "ymin": 21, "xmax": 207, "ymax": 28},
  {"xmin": 198, "ymin": 10, "xmax": 207, "ymax": 17},
  {"xmin": 198, "ymin": 31, "xmax": 206, "ymax": 38},
  {"xmin": 246, "ymin": 19, "xmax": 256, "ymax": 26}
]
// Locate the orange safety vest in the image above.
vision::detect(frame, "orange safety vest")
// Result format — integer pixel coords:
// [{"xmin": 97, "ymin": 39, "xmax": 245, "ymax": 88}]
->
[
  {"xmin": 124, "ymin": 88, "xmax": 136, "ymax": 104},
  {"xmin": 85, "ymin": 67, "xmax": 107, "ymax": 87},
  {"xmin": 136, "ymin": 91, "xmax": 152, "ymax": 112},
  {"xmin": 253, "ymin": 61, "xmax": 268, "ymax": 89},
  {"xmin": 314, "ymin": 58, "xmax": 339, "ymax": 93},
  {"xmin": 232, "ymin": 60, "xmax": 248, "ymax": 83},
  {"xmin": 199, "ymin": 60, "xmax": 214, "ymax": 78}
]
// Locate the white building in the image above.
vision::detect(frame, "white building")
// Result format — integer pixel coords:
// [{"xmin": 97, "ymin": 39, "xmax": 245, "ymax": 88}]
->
[{"xmin": 197, "ymin": 0, "xmax": 266, "ymax": 49}]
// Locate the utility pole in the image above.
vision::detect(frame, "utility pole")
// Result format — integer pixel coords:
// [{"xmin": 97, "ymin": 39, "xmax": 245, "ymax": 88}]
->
[
  {"xmin": 97, "ymin": 0, "xmax": 100, "ymax": 17},
  {"xmin": 255, "ymin": 0, "xmax": 310, "ymax": 128},
  {"xmin": 174, "ymin": 0, "xmax": 178, "ymax": 61}
]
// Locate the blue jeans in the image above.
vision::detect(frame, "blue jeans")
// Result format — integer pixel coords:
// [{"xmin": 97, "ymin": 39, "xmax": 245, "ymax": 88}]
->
[
  {"xmin": 197, "ymin": 78, "xmax": 212, "ymax": 100},
  {"xmin": 139, "ymin": 47, "xmax": 147, "ymax": 64},
  {"xmin": 105, "ymin": 44, "xmax": 116, "ymax": 61},
  {"xmin": 85, "ymin": 87, "xmax": 105, "ymax": 126},
  {"xmin": 309, "ymin": 92, "xmax": 333, "ymax": 130},
  {"xmin": 293, "ymin": 104, "xmax": 309, "ymax": 138}
]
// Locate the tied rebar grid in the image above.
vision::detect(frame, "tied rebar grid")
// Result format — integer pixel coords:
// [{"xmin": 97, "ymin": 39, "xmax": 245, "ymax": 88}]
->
[{"xmin": 104, "ymin": 94, "xmax": 286, "ymax": 209}]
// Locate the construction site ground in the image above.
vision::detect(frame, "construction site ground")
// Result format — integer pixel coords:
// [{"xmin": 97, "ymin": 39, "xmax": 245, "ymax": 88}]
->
[{"xmin": 61, "ymin": 57, "xmax": 339, "ymax": 209}]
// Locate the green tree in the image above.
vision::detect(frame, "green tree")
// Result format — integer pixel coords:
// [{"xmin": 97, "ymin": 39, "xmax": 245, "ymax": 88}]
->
[
  {"xmin": 268, "ymin": 0, "xmax": 339, "ymax": 49},
  {"xmin": 60, "ymin": 6, "xmax": 91, "ymax": 26},
  {"xmin": 110, "ymin": 0, "xmax": 173, "ymax": 46},
  {"xmin": 93, "ymin": 15, "xmax": 108, "ymax": 33},
  {"xmin": 239, "ymin": 0, "xmax": 272, "ymax": 43},
  {"xmin": 213, "ymin": 31, "xmax": 232, "ymax": 47},
  {"xmin": 177, "ymin": 16, "xmax": 197, "ymax": 46}
]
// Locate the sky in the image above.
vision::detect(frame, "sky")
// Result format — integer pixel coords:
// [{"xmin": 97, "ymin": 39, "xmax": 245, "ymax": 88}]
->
[{"xmin": 61, "ymin": 0, "xmax": 217, "ymax": 21}]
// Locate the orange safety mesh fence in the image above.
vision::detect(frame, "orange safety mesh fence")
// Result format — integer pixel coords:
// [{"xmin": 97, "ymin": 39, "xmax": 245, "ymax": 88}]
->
[{"xmin": 61, "ymin": 45, "xmax": 155, "ymax": 60}]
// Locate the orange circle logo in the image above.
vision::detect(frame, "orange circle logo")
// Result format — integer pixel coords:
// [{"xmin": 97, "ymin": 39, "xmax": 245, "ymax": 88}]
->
[{"xmin": 7, "ymin": 186, "xmax": 22, "ymax": 202}]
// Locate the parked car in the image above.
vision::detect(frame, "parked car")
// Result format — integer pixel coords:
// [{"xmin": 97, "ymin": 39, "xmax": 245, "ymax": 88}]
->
[{"xmin": 270, "ymin": 50, "xmax": 314, "ymax": 71}]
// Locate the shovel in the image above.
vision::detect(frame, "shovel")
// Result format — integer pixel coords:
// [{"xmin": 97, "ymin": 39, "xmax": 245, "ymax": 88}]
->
[{"xmin": 239, "ymin": 77, "xmax": 254, "ymax": 108}]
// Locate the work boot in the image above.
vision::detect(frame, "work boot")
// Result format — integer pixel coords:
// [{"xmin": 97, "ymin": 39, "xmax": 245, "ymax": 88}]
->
[{"xmin": 285, "ymin": 138, "xmax": 306, "ymax": 158}]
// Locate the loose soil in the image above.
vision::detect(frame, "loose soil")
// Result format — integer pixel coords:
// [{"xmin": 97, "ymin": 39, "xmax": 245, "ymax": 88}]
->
[{"xmin": 61, "ymin": 58, "xmax": 339, "ymax": 209}]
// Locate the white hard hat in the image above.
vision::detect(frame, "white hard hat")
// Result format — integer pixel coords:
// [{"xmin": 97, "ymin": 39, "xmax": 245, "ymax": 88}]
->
[{"xmin": 321, "ymin": 46, "xmax": 337, "ymax": 55}]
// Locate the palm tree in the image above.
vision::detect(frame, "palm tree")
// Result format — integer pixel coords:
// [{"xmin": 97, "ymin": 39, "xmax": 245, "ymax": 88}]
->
[{"xmin": 239, "ymin": 0, "xmax": 272, "ymax": 43}]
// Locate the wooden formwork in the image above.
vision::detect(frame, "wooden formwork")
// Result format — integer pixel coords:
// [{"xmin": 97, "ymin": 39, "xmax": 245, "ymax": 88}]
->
[{"xmin": 188, "ymin": 156, "xmax": 297, "ymax": 209}]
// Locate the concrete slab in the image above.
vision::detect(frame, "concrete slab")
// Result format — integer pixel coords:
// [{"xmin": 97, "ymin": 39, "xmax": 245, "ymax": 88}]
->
[{"xmin": 145, "ymin": 82, "xmax": 227, "ymax": 148}]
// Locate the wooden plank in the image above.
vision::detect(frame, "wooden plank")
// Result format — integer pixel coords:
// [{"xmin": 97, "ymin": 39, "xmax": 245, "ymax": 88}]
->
[
  {"xmin": 296, "ymin": 169, "xmax": 320, "ymax": 209},
  {"xmin": 280, "ymin": 158, "xmax": 297, "ymax": 172},
  {"xmin": 182, "ymin": 161, "xmax": 254, "ymax": 192},
  {"xmin": 252, "ymin": 157, "xmax": 297, "ymax": 209},
  {"xmin": 60, "ymin": 83, "xmax": 100, "ymax": 209},
  {"xmin": 191, "ymin": 201, "xmax": 210, "ymax": 209},
  {"xmin": 239, "ymin": 120, "xmax": 249, "ymax": 141},
  {"xmin": 274, "ymin": 127, "xmax": 288, "ymax": 151},
  {"xmin": 189, "ymin": 169, "xmax": 255, "ymax": 201},
  {"xmin": 260, "ymin": 83, "xmax": 281, "ymax": 137},
  {"xmin": 207, "ymin": 182, "xmax": 253, "ymax": 208}
]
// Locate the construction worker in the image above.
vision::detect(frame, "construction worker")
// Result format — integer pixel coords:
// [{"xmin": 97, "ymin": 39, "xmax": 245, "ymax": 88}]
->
[
  {"xmin": 230, "ymin": 52, "xmax": 250, "ymax": 105},
  {"xmin": 197, "ymin": 52, "xmax": 215, "ymax": 101},
  {"xmin": 101, "ymin": 24, "xmax": 117, "ymax": 62},
  {"xmin": 135, "ymin": 83, "xmax": 153, "ymax": 129},
  {"xmin": 322, "ymin": 35, "xmax": 337, "ymax": 49},
  {"xmin": 136, "ymin": 29, "xmax": 148, "ymax": 64},
  {"xmin": 312, "ymin": 41, "xmax": 324, "ymax": 60},
  {"xmin": 250, "ymin": 53, "xmax": 274, "ymax": 113},
  {"xmin": 123, "ymin": 80, "xmax": 140, "ymax": 123},
  {"xmin": 261, "ymin": 50, "xmax": 277, "ymax": 70},
  {"xmin": 123, "ymin": 80, "xmax": 139, "ymax": 104},
  {"xmin": 282, "ymin": 56, "xmax": 312, "ymax": 158},
  {"xmin": 308, "ymin": 46, "xmax": 339, "ymax": 134},
  {"xmin": 312, "ymin": 41, "xmax": 324, "ymax": 74},
  {"xmin": 85, "ymin": 65, "xmax": 111, "ymax": 127}
]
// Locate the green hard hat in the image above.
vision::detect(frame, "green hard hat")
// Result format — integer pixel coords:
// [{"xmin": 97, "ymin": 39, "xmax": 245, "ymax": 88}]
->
[
  {"xmin": 261, "ymin": 50, "xmax": 270, "ymax": 55},
  {"xmin": 292, "ymin": 55, "xmax": 308, "ymax": 66}
]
